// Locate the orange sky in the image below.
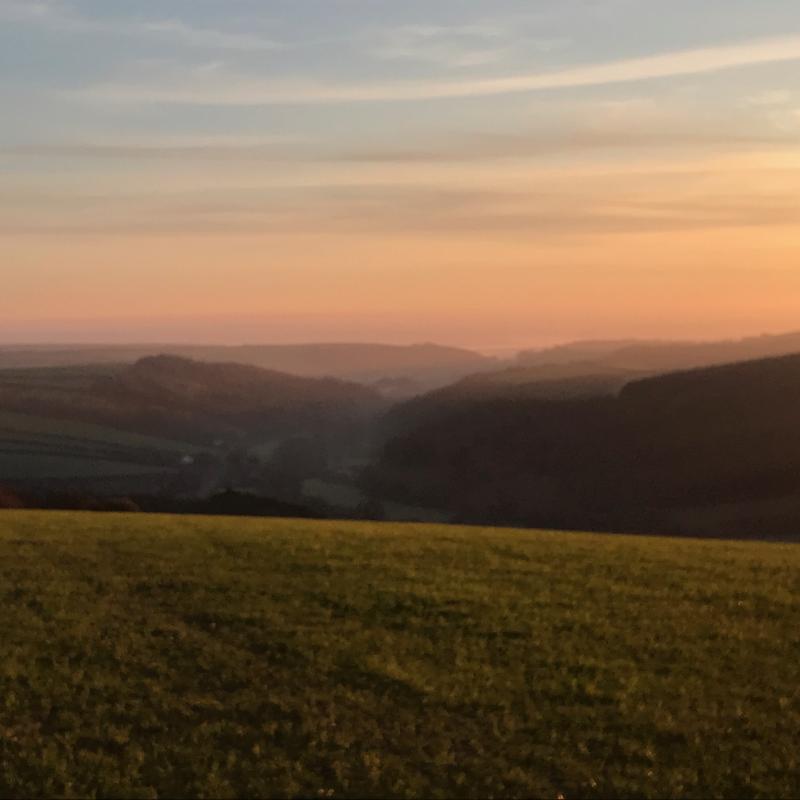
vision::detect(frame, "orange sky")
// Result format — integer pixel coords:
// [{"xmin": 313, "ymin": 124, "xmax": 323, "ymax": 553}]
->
[{"xmin": 2, "ymin": 2, "xmax": 799, "ymax": 347}]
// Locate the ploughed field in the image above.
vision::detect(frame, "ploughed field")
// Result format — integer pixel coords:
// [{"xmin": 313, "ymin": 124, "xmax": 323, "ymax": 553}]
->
[{"xmin": 0, "ymin": 511, "xmax": 798, "ymax": 799}]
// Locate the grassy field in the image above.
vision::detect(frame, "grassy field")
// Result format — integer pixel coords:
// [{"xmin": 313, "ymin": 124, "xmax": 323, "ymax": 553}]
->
[
  {"xmin": 0, "ymin": 512, "xmax": 798, "ymax": 799},
  {"xmin": 0, "ymin": 411, "xmax": 204, "ymax": 482},
  {"xmin": 0, "ymin": 411, "xmax": 203, "ymax": 455}
]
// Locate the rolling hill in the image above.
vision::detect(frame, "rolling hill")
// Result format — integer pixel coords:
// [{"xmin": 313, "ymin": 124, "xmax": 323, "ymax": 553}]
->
[
  {"xmin": 517, "ymin": 329, "xmax": 800, "ymax": 373},
  {"xmin": 372, "ymin": 353, "xmax": 800, "ymax": 539},
  {"xmin": 0, "ymin": 343, "xmax": 497, "ymax": 397},
  {"xmin": 378, "ymin": 361, "xmax": 636, "ymax": 443},
  {"xmin": 0, "ymin": 356, "xmax": 382, "ymax": 443},
  {"xmin": 0, "ymin": 510, "xmax": 797, "ymax": 798},
  {"xmin": 0, "ymin": 357, "xmax": 384, "ymax": 502}
]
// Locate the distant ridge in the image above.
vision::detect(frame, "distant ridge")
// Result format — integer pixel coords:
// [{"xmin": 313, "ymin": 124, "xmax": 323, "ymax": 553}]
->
[
  {"xmin": 517, "ymin": 329, "xmax": 800, "ymax": 373},
  {"xmin": 0, "ymin": 343, "xmax": 496, "ymax": 397}
]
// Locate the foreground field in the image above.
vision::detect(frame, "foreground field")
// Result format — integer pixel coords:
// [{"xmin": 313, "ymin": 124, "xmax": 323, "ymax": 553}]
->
[{"xmin": 0, "ymin": 512, "xmax": 798, "ymax": 799}]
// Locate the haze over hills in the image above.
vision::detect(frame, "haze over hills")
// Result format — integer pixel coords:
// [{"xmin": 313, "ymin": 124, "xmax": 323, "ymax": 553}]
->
[
  {"xmin": 5, "ymin": 329, "xmax": 800, "ymax": 536},
  {"xmin": 376, "ymin": 328, "xmax": 800, "ymax": 431},
  {"xmin": 0, "ymin": 343, "xmax": 497, "ymax": 398},
  {"xmin": 5, "ymin": 328, "xmax": 800, "ymax": 401},
  {"xmin": 517, "ymin": 329, "xmax": 800, "ymax": 373},
  {"xmin": 1, "ymin": 328, "xmax": 799, "ymax": 418}
]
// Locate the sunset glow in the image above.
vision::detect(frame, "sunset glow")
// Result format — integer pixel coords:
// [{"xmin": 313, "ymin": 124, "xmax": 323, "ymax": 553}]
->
[{"xmin": 2, "ymin": 0, "xmax": 799, "ymax": 346}]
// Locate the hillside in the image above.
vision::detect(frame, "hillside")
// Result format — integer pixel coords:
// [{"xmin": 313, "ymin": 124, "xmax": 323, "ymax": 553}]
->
[
  {"xmin": 379, "ymin": 362, "xmax": 635, "ymax": 442},
  {"xmin": 0, "ymin": 358, "xmax": 384, "ymax": 503},
  {"xmin": 0, "ymin": 356, "xmax": 382, "ymax": 442},
  {"xmin": 518, "ymin": 329, "xmax": 800, "ymax": 373},
  {"xmin": 372, "ymin": 353, "xmax": 800, "ymax": 538},
  {"xmin": 0, "ymin": 511, "xmax": 797, "ymax": 798},
  {"xmin": 0, "ymin": 343, "xmax": 497, "ymax": 396}
]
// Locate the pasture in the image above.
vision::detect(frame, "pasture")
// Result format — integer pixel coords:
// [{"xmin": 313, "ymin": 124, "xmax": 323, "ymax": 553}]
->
[
  {"xmin": 0, "ymin": 411, "xmax": 203, "ymax": 486},
  {"xmin": 0, "ymin": 511, "xmax": 798, "ymax": 798}
]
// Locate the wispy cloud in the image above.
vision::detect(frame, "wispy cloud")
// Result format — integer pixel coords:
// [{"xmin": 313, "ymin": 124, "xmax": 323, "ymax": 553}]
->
[
  {"xmin": 4, "ymin": 175, "xmax": 799, "ymax": 238},
  {"xmin": 0, "ymin": 0, "xmax": 51, "ymax": 21},
  {"xmin": 9, "ymin": 122, "xmax": 791, "ymax": 167},
  {"xmin": 365, "ymin": 19, "xmax": 568, "ymax": 70},
  {"xmin": 332, "ymin": 131, "xmax": 794, "ymax": 164},
  {"xmin": 69, "ymin": 34, "xmax": 800, "ymax": 106},
  {"xmin": 4, "ymin": 135, "xmax": 304, "ymax": 160},
  {"xmin": 368, "ymin": 23, "xmax": 509, "ymax": 69},
  {"xmin": 746, "ymin": 89, "xmax": 793, "ymax": 107},
  {"xmin": 129, "ymin": 19, "xmax": 281, "ymax": 52},
  {"xmin": 0, "ymin": 1, "xmax": 281, "ymax": 51}
]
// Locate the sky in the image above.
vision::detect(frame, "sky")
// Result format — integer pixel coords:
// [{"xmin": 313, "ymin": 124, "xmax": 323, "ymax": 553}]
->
[{"xmin": 1, "ymin": 0, "xmax": 799, "ymax": 349}]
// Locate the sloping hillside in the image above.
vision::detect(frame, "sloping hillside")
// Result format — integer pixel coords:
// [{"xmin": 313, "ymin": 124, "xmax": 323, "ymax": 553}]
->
[
  {"xmin": 0, "ymin": 358, "xmax": 385, "ymax": 501},
  {"xmin": 0, "ymin": 511, "xmax": 797, "ymax": 798},
  {"xmin": 372, "ymin": 353, "xmax": 800, "ymax": 538},
  {"xmin": 380, "ymin": 362, "xmax": 635, "ymax": 441},
  {"xmin": 0, "ymin": 356, "xmax": 383, "ymax": 443}
]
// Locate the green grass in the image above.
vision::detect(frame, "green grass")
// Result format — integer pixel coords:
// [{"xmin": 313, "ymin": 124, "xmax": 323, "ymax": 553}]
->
[{"xmin": 0, "ymin": 511, "xmax": 798, "ymax": 799}]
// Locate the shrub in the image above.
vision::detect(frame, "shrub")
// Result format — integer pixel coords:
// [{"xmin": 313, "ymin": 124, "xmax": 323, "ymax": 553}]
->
[{"xmin": 0, "ymin": 487, "xmax": 24, "ymax": 509}]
